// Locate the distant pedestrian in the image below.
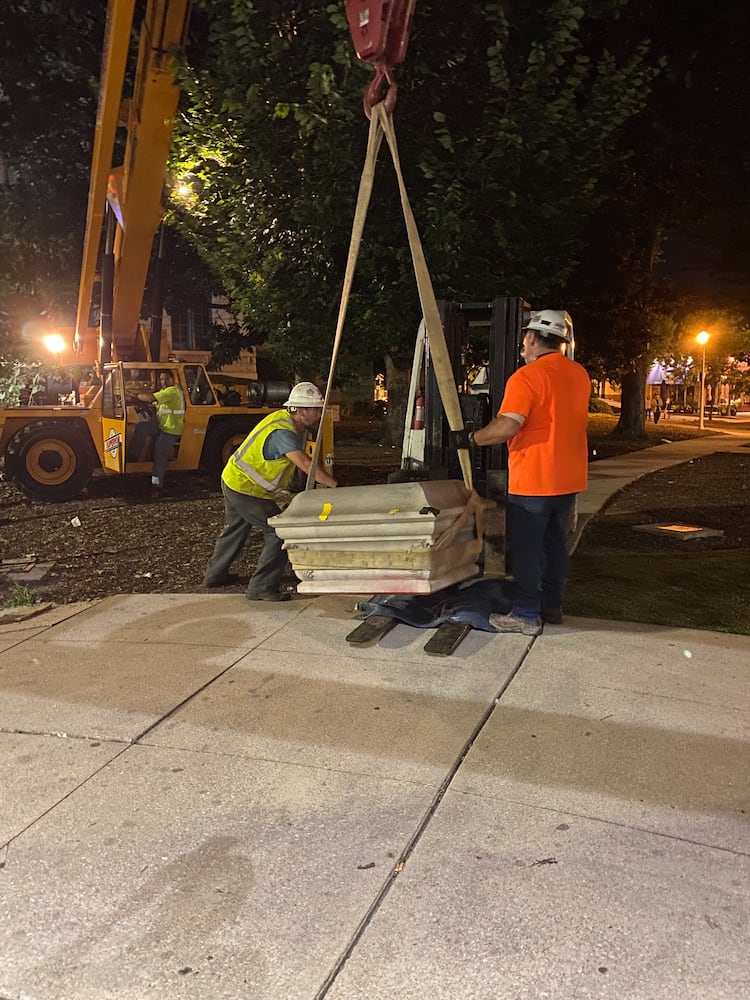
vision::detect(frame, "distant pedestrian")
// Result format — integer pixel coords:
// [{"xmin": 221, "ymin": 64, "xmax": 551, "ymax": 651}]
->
[{"xmin": 653, "ymin": 399, "xmax": 662, "ymax": 425}]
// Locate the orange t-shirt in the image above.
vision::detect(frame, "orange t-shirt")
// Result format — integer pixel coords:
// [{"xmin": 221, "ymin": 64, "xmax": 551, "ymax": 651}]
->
[{"xmin": 499, "ymin": 352, "xmax": 590, "ymax": 496}]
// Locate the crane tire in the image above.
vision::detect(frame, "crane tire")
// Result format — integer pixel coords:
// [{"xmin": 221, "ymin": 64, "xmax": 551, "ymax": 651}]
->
[{"xmin": 5, "ymin": 421, "xmax": 94, "ymax": 502}]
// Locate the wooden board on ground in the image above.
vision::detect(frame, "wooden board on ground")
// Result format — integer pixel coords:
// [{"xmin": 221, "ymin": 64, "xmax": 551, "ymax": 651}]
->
[
  {"xmin": 423, "ymin": 621, "xmax": 473, "ymax": 657},
  {"xmin": 345, "ymin": 614, "xmax": 397, "ymax": 647},
  {"xmin": 346, "ymin": 614, "xmax": 474, "ymax": 656}
]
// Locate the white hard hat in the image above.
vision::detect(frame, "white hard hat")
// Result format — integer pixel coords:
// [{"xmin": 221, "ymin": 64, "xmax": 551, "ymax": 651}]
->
[
  {"xmin": 284, "ymin": 382, "xmax": 325, "ymax": 408},
  {"xmin": 523, "ymin": 309, "xmax": 572, "ymax": 343}
]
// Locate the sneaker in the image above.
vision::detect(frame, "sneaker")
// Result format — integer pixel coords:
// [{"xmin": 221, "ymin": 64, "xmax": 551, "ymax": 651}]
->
[
  {"xmin": 203, "ymin": 573, "xmax": 241, "ymax": 588},
  {"xmin": 488, "ymin": 611, "xmax": 543, "ymax": 636},
  {"xmin": 246, "ymin": 590, "xmax": 291, "ymax": 602},
  {"xmin": 541, "ymin": 607, "xmax": 563, "ymax": 625}
]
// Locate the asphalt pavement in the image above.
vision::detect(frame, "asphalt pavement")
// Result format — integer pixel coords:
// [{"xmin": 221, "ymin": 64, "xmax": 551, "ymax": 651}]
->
[{"xmin": 1, "ymin": 423, "xmax": 748, "ymax": 1000}]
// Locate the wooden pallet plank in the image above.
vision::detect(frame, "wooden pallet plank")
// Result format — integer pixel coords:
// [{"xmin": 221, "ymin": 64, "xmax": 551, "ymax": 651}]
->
[
  {"xmin": 345, "ymin": 614, "xmax": 398, "ymax": 647},
  {"xmin": 423, "ymin": 621, "xmax": 473, "ymax": 657}
]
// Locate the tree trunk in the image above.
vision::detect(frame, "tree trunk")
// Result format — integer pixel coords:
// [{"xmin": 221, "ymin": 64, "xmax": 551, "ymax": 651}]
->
[{"xmin": 612, "ymin": 364, "xmax": 648, "ymax": 438}]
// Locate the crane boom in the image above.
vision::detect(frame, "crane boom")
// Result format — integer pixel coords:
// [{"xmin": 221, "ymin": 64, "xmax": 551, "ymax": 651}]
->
[{"xmin": 74, "ymin": 0, "xmax": 190, "ymax": 363}]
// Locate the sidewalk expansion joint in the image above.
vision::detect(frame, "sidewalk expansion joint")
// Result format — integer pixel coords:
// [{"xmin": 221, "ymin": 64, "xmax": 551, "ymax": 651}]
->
[{"xmin": 313, "ymin": 638, "xmax": 536, "ymax": 999}]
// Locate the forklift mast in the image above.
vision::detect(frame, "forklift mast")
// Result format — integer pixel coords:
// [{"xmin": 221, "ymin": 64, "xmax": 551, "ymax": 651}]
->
[{"xmin": 422, "ymin": 297, "xmax": 530, "ymax": 497}]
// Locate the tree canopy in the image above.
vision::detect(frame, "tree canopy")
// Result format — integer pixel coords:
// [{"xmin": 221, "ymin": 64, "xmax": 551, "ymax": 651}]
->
[
  {"xmin": 170, "ymin": 0, "xmax": 660, "ymax": 380},
  {"xmin": 2, "ymin": 0, "xmax": 748, "ymax": 440},
  {"xmin": 0, "ymin": 0, "xmax": 106, "ymax": 345},
  {"xmin": 569, "ymin": 0, "xmax": 750, "ymax": 385}
]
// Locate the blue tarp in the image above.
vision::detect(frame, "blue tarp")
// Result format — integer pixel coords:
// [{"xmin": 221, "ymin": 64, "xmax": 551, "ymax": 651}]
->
[{"xmin": 355, "ymin": 577, "xmax": 515, "ymax": 633}]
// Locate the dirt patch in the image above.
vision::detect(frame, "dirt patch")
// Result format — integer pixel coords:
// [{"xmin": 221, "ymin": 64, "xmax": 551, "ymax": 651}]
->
[
  {"xmin": 1, "ymin": 419, "xmax": 747, "ymax": 611},
  {"xmin": 575, "ymin": 452, "xmax": 750, "ymax": 554},
  {"xmin": 565, "ymin": 451, "xmax": 750, "ymax": 634},
  {"xmin": 0, "ymin": 420, "xmax": 402, "ymax": 604}
]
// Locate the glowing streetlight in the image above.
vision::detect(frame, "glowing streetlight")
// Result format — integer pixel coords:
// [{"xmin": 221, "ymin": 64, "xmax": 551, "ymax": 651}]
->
[
  {"xmin": 173, "ymin": 176, "xmax": 197, "ymax": 205},
  {"xmin": 42, "ymin": 333, "xmax": 66, "ymax": 365},
  {"xmin": 696, "ymin": 331, "xmax": 710, "ymax": 430}
]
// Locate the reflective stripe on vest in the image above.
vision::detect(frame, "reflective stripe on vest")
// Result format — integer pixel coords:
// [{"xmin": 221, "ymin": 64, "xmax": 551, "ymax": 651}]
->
[
  {"xmin": 222, "ymin": 410, "xmax": 300, "ymax": 498},
  {"xmin": 155, "ymin": 386, "xmax": 185, "ymax": 435}
]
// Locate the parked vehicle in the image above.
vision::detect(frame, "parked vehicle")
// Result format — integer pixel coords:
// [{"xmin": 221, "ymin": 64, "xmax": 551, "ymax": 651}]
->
[{"xmin": 0, "ymin": 0, "xmax": 333, "ymax": 501}]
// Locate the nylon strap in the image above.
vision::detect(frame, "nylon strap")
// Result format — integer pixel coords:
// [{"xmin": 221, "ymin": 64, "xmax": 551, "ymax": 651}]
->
[
  {"xmin": 374, "ymin": 103, "xmax": 472, "ymax": 489},
  {"xmin": 306, "ymin": 111, "xmax": 384, "ymax": 489},
  {"xmin": 432, "ymin": 489, "xmax": 486, "ymax": 556},
  {"xmin": 307, "ymin": 101, "xmax": 472, "ymax": 492}
]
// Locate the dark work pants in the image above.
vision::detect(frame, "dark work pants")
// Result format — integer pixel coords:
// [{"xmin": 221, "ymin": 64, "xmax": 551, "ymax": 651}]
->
[
  {"xmin": 152, "ymin": 432, "xmax": 180, "ymax": 487},
  {"xmin": 130, "ymin": 416, "xmax": 178, "ymax": 488},
  {"xmin": 506, "ymin": 493, "xmax": 576, "ymax": 620},
  {"xmin": 203, "ymin": 481, "xmax": 289, "ymax": 595},
  {"xmin": 131, "ymin": 414, "xmax": 159, "ymax": 461}
]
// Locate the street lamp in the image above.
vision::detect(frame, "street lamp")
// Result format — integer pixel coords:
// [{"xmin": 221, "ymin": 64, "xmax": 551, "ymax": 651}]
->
[
  {"xmin": 42, "ymin": 332, "xmax": 66, "ymax": 367},
  {"xmin": 696, "ymin": 331, "xmax": 710, "ymax": 430}
]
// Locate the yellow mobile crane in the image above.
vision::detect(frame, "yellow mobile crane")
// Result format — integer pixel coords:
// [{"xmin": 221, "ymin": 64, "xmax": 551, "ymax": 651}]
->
[{"xmin": 0, "ymin": 0, "xmax": 333, "ymax": 501}]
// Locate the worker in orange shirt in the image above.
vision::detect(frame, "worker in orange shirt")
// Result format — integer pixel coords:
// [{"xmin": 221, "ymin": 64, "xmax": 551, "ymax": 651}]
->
[{"xmin": 451, "ymin": 310, "xmax": 591, "ymax": 635}]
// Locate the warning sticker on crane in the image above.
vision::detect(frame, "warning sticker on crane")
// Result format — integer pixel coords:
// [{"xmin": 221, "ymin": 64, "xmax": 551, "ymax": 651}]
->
[{"xmin": 104, "ymin": 429, "xmax": 122, "ymax": 459}]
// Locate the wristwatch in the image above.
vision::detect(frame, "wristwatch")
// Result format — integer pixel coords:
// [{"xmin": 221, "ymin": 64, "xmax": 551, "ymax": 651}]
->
[{"xmin": 468, "ymin": 430, "xmax": 475, "ymax": 446}]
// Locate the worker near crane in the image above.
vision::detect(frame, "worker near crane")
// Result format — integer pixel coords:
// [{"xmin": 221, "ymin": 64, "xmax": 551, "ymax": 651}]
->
[
  {"xmin": 129, "ymin": 370, "xmax": 186, "ymax": 497},
  {"xmin": 450, "ymin": 310, "xmax": 590, "ymax": 634},
  {"xmin": 203, "ymin": 382, "xmax": 337, "ymax": 601}
]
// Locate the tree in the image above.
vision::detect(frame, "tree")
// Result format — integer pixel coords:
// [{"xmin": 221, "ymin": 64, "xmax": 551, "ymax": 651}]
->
[
  {"xmin": 567, "ymin": 0, "xmax": 750, "ymax": 436},
  {"xmin": 0, "ymin": 1, "xmax": 107, "ymax": 344},
  {"xmin": 565, "ymin": 160, "xmax": 677, "ymax": 437},
  {"xmin": 170, "ymin": 0, "xmax": 659, "ymax": 426}
]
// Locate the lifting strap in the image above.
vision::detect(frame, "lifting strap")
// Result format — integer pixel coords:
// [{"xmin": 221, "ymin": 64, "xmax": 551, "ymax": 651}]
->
[{"xmin": 307, "ymin": 100, "xmax": 473, "ymax": 493}]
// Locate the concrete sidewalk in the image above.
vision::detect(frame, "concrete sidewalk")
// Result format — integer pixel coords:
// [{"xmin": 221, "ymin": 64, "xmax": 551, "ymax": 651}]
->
[
  {"xmin": 1, "ymin": 600, "xmax": 748, "ymax": 999},
  {"xmin": 0, "ymin": 429, "xmax": 748, "ymax": 1000}
]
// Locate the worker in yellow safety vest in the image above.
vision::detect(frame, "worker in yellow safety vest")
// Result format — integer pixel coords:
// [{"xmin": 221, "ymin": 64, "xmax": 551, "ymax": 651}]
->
[
  {"xmin": 130, "ymin": 370, "xmax": 186, "ymax": 497},
  {"xmin": 203, "ymin": 382, "xmax": 337, "ymax": 601}
]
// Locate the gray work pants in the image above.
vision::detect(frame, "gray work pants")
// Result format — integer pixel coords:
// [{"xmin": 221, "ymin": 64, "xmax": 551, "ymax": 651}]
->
[
  {"xmin": 203, "ymin": 481, "xmax": 289, "ymax": 595},
  {"xmin": 131, "ymin": 416, "xmax": 179, "ymax": 488}
]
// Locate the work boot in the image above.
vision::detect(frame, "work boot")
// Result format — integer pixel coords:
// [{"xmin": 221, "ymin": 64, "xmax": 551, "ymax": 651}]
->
[
  {"xmin": 203, "ymin": 573, "xmax": 241, "ymax": 588},
  {"xmin": 488, "ymin": 611, "xmax": 543, "ymax": 636},
  {"xmin": 246, "ymin": 590, "xmax": 291, "ymax": 602}
]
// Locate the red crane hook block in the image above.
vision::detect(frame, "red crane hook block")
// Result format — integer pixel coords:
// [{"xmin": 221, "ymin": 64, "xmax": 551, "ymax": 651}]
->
[
  {"xmin": 382, "ymin": 0, "xmax": 416, "ymax": 67},
  {"xmin": 344, "ymin": 0, "xmax": 416, "ymax": 116}
]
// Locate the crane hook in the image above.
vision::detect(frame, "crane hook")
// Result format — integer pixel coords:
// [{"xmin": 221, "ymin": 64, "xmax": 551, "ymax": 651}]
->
[{"xmin": 363, "ymin": 60, "xmax": 398, "ymax": 119}]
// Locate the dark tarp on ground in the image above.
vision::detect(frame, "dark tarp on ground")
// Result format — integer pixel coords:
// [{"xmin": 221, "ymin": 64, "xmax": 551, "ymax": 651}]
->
[{"xmin": 355, "ymin": 577, "xmax": 514, "ymax": 632}]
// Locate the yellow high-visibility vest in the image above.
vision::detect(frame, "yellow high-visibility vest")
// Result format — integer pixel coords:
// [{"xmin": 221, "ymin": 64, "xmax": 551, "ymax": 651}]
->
[
  {"xmin": 154, "ymin": 385, "xmax": 185, "ymax": 435},
  {"xmin": 222, "ymin": 410, "xmax": 299, "ymax": 499}
]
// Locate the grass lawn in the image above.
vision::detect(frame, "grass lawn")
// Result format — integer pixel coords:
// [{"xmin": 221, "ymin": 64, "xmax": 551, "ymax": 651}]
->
[
  {"xmin": 567, "ymin": 549, "xmax": 750, "ymax": 636},
  {"xmin": 586, "ymin": 414, "xmax": 724, "ymax": 459},
  {"xmin": 568, "ymin": 446, "xmax": 750, "ymax": 636}
]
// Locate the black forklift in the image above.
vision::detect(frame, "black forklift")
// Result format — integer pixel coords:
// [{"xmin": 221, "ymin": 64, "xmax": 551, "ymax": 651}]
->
[
  {"xmin": 396, "ymin": 296, "xmax": 532, "ymax": 572},
  {"xmin": 347, "ymin": 297, "xmax": 578, "ymax": 654}
]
